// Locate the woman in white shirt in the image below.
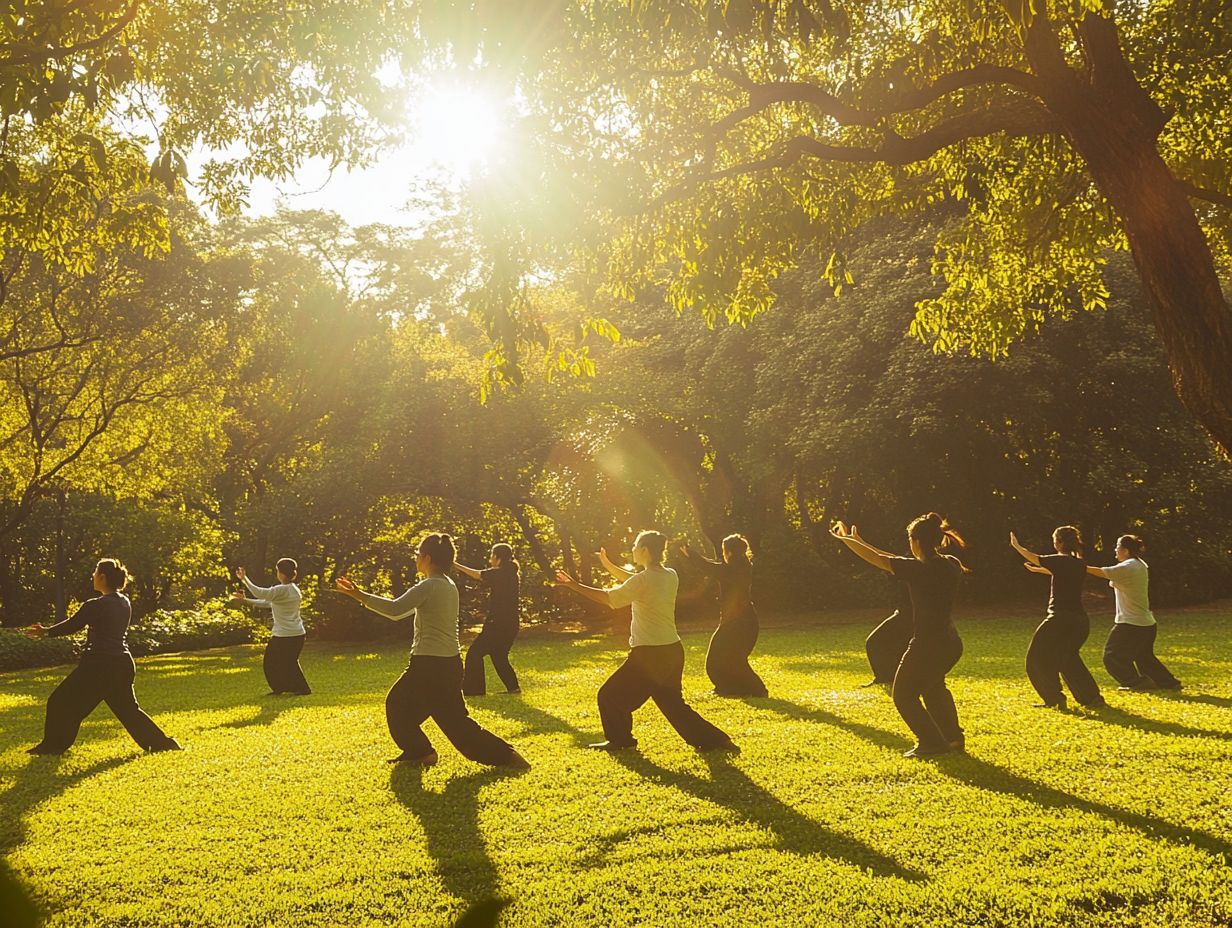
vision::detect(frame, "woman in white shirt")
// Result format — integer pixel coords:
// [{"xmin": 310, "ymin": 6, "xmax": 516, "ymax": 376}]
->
[
  {"xmin": 554, "ymin": 530, "xmax": 738, "ymax": 754},
  {"xmin": 232, "ymin": 557, "xmax": 311, "ymax": 696},
  {"xmin": 335, "ymin": 532, "xmax": 530, "ymax": 769},
  {"xmin": 1086, "ymin": 534, "xmax": 1182, "ymax": 691}
]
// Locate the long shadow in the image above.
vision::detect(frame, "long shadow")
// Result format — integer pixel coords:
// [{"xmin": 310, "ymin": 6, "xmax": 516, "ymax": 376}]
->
[
  {"xmin": 762, "ymin": 696, "xmax": 1232, "ymax": 864},
  {"xmin": 608, "ymin": 751, "xmax": 925, "ymax": 882},
  {"xmin": 483, "ymin": 699, "xmax": 923, "ymax": 882},
  {"xmin": 933, "ymin": 752, "xmax": 1232, "ymax": 863},
  {"xmin": 0, "ymin": 753, "xmax": 140, "ymax": 860},
  {"xmin": 388, "ymin": 764, "xmax": 520, "ymax": 908},
  {"xmin": 758, "ymin": 696, "xmax": 912, "ymax": 752},
  {"xmin": 1083, "ymin": 705, "xmax": 1232, "ymax": 742},
  {"xmin": 214, "ymin": 695, "xmax": 315, "ymax": 731},
  {"xmin": 1154, "ymin": 691, "xmax": 1232, "ymax": 709},
  {"xmin": 472, "ymin": 696, "xmax": 594, "ymax": 746}
]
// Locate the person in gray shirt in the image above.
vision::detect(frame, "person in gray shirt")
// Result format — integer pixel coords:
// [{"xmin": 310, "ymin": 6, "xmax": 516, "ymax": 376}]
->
[{"xmin": 336, "ymin": 532, "xmax": 530, "ymax": 769}]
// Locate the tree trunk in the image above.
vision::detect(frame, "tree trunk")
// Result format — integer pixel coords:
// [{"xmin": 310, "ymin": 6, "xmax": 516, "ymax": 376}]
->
[
  {"xmin": 512, "ymin": 504, "xmax": 553, "ymax": 574},
  {"xmin": 1026, "ymin": 11, "xmax": 1232, "ymax": 459}
]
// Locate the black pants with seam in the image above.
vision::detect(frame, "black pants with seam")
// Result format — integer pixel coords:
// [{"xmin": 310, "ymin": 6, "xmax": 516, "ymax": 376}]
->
[
  {"xmin": 264, "ymin": 634, "xmax": 311, "ymax": 694},
  {"xmin": 1103, "ymin": 623, "xmax": 1180, "ymax": 688},
  {"xmin": 1025, "ymin": 615, "xmax": 1102, "ymax": 706},
  {"xmin": 462, "ymin": 623, "xmax": 520, "ymax": 695},
  {"xmin": 892, "ymin": 631, "xmax": 964, "ymax": 752},
  {"xmin": 386, "ymin": 655, "xmax": 517, "ymax": 764},
  {"xmin": 866, "ymin": 609, "xmax": 913, "ymax": 684},
  {"xmin": 705, "ymin": 608, "xmax": 767, "ymax": 697},
  {"xmin": 598, "ymin": 642, "xmax": 733, "ymax": 749},
  {"xmin": 33, "ymin": 654, "xmax": 174, "ymax": 753}
]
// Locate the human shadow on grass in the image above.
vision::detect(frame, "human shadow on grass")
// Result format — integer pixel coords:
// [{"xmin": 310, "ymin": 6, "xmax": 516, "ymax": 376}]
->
[
  {"xmin": 481, "ymin": 698, "xmax": 923, "ymax": 882},
  {"xmin": 388, "ymin": 764, "xmax": 521, "ymax": 909},
  {"xmin": 472, "ymin": 696, "xmax": 595, "ymax": 747},
  {"xmin": 1081, "ymin": 704, "xmax": 1232, "ymax": 742},
  {"xmin": 0, "ymin": 753, "xmax": 139, "ymax": 860},
  {"xmin": 762, "ymin": 697, "xmax": 1232, "ymax": 864},
  {"xmin": 1153, "ymin": 690, "xmax": 1232, "ymax": 709},
  {"xmin": 607, "ymin": 750, "xmax": 925, "ymax": 882}
]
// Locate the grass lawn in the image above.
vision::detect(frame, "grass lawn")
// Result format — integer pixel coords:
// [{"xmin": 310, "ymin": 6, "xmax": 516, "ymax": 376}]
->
[{"xmin": 2, "ymin": 603, "xmax": 1231, "ymax": 927}]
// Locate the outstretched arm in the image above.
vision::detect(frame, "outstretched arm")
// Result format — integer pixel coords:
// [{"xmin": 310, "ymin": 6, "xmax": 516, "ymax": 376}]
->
[
  {"xmin": 830, "ymin": 522, "xmax": 893, "ymax": 573},
  {"xmin": 28, "ymin": 600, "xmax": 97, "ymax": 639},
  {"xmin": 849, "ymin": 527, "xmax": 896, "ymax": 559},
  {"xmin": 231, "ymin": 590, "xmax": 272, "ymax": 609},
  {"xmin": 1009, "ymin": 532, "xmax": 1041, "ymax": 566},
  {"xmin": 553, "ymin": 570, "xmax": 614, "ymax": 608},
  {"xmin": 598, "ymin": 548, "xmax": 633, "ymax": 582},
  {"xmin": 335, "ymin": 577, "xmax": 425, "ymax": 620},
  {"xmin": 454, "ymin": 562, "xmax": 482, "ymax": 581},
  {"xmin": 237, "ymin": 567, "xmax": 280, "ymax": 599},
  {"xmin": 1085, "ymin": 565, "xmax": 1110, "ymax": 579}
]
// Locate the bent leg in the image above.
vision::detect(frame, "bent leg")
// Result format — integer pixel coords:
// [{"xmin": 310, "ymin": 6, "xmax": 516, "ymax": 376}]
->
[
  {"xmin": 102, "ymin": 656, "xmax": 174, "ymax": 750},
  {"xmin": 597, "ymin": 652, "xmax": 654, "ymax": 747},
  {"xmin": 386, "ymin": 664, "xmax": 435, "ymax": 757},
  {"xmin": 1025, "ymin": 620, "xmax": 1065, "ymax": 705},
  {"xmin": 33, "ymin": 663, "xmax": 105, "ymax": 753}
]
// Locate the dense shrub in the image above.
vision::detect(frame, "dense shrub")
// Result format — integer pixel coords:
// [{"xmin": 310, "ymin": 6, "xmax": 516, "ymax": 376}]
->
[{"xmin": 0, "ymin": 630, "xmax": 76, "ymax": 672}]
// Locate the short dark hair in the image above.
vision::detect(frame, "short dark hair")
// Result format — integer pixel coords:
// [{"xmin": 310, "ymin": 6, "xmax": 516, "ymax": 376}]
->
[
  {"xmin": 276, "ymin": 558, "xmax": 298, "ymax": 581},
  {"xmin": 1117, "ymin": 534, "xmax": 1146, "ymax": 558},
  {"xmin": 633, "ymin": 530, "xmax": 667, "ymax": 564}
]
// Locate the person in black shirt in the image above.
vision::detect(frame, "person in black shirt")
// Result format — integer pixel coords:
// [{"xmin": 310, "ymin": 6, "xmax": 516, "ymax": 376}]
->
[
  {"xmin": 832, "ymin": 514, "xmax": 968, "ymax": 758},
  {"xmin": 680, "ymin": 534, "xmax": 768, "ymax": 697},
  {"xmin": 1010, "ymin": 527, "xmax": 1106, "ymax": 710},
  {"xmin": 23, "ymin": 558, "xmax": 181, "ymax": 755},
  {"xmin": 456, "ymin": 543, "xmax": 522, "ymax": 696}
]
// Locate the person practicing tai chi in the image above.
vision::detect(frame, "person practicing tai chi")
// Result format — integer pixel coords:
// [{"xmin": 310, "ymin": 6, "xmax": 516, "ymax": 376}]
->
[
  {"xmin": 335, "ymin": 532, "xmax": 530, "ymax": 769},
  {"xmin": 23, "ymin": 558, "xmax": 182, "ymax": 755},
  {"xmin": 554, "ymin": 530, "xmax": 738, "ymax": 754},
  {"xmin": 1010, "ymin": 527, "xmax": 1106, "ymax": 710},
  {"xmin": 1087, "ymin": 534, "xmax": 1181, "ymax": 692},
  {"xmin": 679, "ymin": 534, "xmax": 767, "ymax": 697},
  {"xmin": 231, "ymin": 558, "xmax": 311, "ymax": 696},
  {"xmin": 455, "ymin": 543, "xmax": 523, "ymax": 696},
  {"xmin": 832, "ymin": 514, "xmax": 968, "ymax": 758}
]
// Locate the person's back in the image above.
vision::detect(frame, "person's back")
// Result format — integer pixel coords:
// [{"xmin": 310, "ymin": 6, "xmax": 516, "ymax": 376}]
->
[
  {"xmin": 410, "ymin": 575, "xmax": 462, "ymax": 656},
  {"xmin": 611, "ymin": 566, "xmax": 680, "ymax": 648},
  {"xmin": 1104, "ymin": 558, "xmax": 1154, "ymax": 626},
  {"xmin": 75, "ymin": 593, "xmax": 132, "ymax": 658}
]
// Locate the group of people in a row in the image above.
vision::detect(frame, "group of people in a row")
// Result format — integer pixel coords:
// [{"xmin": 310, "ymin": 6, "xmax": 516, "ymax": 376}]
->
[{"xmin": 20, "ymin": 515, "xmax": 1181, "ymax": 766}]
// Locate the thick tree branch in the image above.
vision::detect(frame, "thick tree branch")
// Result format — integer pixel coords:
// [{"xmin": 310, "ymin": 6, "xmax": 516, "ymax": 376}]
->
[
  {"xmin": 710, "ymin": 65, "xmax": 1042, "ymax": 141},
  {"xmin": 655, "ymin": 100, "xmax": 1054, "ymax": 209},
  {"xmin": 1178, "ymin": 180, "xmax": 1232, "ymax": 211}
]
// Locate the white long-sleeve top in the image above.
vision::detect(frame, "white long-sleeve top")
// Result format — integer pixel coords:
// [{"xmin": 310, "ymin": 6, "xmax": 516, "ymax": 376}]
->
[{"xmin": 242, "ymin": 577, "xmax": 306, "ymax": 637}]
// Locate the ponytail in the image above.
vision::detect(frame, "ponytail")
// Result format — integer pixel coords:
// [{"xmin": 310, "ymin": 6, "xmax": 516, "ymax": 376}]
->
[
  {"xmin": 419, "ymin": 533, "xmax": 456, "ymax": 572},
  {"xmin": 1053, "ymin": 526, "xmax": 1084, "ymax": 558},
  {"xmin": 907, "ymin": 513, "xmax": 971, "ymax": 572}
]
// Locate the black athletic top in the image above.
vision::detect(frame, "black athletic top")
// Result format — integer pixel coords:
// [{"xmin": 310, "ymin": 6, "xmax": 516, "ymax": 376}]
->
[
  {"xmin": 478, "ymin": 565, "xmax": 520, "ymax": 629},
  {"xmin": 45, "ymin": 592, "xmax": 132, "ymax": 657},
  {"xmin": 888, "ymin": 556, "xmax": 963, "ymax": 638},
  {"xmin": 1037, "ymin": 554, "xmax": 1087, "ymax": 620},
  {"xmin": 688, "ymin": 552, "xmax": 755, "ymax": 623}
]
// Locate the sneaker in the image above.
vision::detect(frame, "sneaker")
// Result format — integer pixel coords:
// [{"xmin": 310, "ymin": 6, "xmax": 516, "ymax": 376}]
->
[
  {"xmin": 903, "ymin": 744, "xmax": 952, "ymax": 759},
  {"xmin": 1158, "ymin": 681, "xmax": 1183, "ymax": 691},
  {"xmin": 147, "ymin": 738, "xmax": 183, "ymax": 753},
  {"xmin": 587, "ymin": 741, "xmax": 637, "ymax": 752},
  {"xmin": 26, "ymin": 745, "xmax": 63, "ymax": 756}
]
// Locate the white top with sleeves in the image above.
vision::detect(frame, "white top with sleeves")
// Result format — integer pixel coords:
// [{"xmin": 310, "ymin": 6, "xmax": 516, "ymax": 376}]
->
[
  {"xmin": 607, "ymin": 566, "xmax": 682, "ymax": 649},
  {"xmin": 359, "ymin": 575, "xmax": 461, "ymax": 657},
  {"xmin": 242, "ymin": 577, "xmax": 305, "ymax": 637},
  {"xmin": 1101, "ymin": 558, "xmax": 1155, "ymax": 626}
]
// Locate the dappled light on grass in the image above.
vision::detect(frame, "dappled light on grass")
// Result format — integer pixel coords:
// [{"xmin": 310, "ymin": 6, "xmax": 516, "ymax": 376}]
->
[{"xmin": 2, "ymin": 607, "xmax": 1231, "ymax": 926}]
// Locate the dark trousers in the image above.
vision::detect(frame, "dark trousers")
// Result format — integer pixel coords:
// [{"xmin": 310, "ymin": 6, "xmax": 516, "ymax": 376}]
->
[
  {"xmin": 1025, "ymin": 615, "xmax": 1102, "ymax": 706},
  {"xmin": 33, "ymin": 654, "xmax": 173, "ymax": 753},
  {"xmin": 462, "ymin": 623, "xmax": 520, "ymax": 695},
  {"xmin": 264, "ymin": 634, "xmax": 311, "ymax": 694},
  {"xmin": 386, "ymin": 655, "xmax": 516, "ymax": 764},
  {"xmin": 866, "ymin": 609, "xmax": 913, "ymax": 684},
  {"xmin": 892, "ymin": 632, "xmax": 964, "ymax": 752},
  {"xmin": 705, "ymin": 609, "xmax": 767, "ymax": 697},
  {"xmin": 1103, "ymin": 623, "xmax": 1181, "ymax": 688},
  {"xmin": 598, "ymin": 642, "xmax": 733, "ymax": 749}
]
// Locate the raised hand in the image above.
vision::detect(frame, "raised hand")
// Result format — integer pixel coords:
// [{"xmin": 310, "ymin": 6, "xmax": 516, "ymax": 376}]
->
[
  {"xmin": 829, "ymin": 521, "xmax": 851, "ymax": 539},
  {"xmin": 229, "ymin": 590, "xmax": 246, "ymax": 602},
  {"xmin": 553, "ymin": 569, "xmax": 575, "ymax": 587},
  {"xmin": 334, "ymin": 576, "xmax": 361, "ymax": 599},
  {"xmin": 1024, "ymin": 562, "xmax": 1049, "ymax": 575},
  {"xmin": 1009, "ymin": 531, "xmax": 1020, "ymax": 548},
  {"xmin": 23, "ymin": 624, "xmax": 47, "ymax": 640},
  {"xmin": 235, "ymin": 566, "xmax": 246, "ymax": 581}
]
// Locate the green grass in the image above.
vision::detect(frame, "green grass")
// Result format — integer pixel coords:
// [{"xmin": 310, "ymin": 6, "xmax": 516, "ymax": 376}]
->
[{"xmin": 3, "ymin": 603, "xmax": 1231, "ymax": 928}]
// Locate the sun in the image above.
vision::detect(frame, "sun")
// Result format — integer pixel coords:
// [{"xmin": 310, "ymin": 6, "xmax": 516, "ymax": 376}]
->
[{"xmin": 410, "ymin": 83, "xmax": 504, "ymax": 175}]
